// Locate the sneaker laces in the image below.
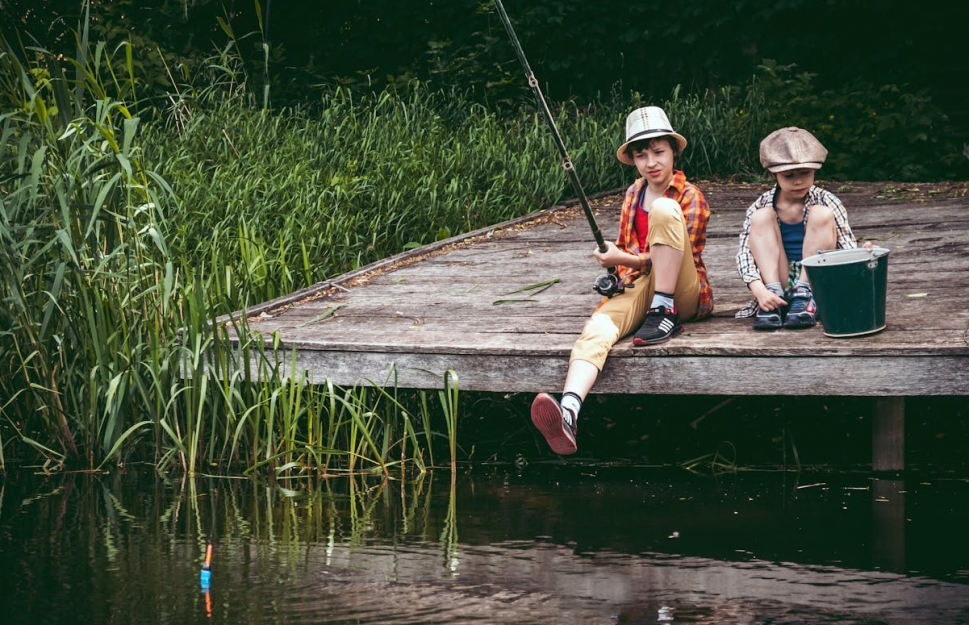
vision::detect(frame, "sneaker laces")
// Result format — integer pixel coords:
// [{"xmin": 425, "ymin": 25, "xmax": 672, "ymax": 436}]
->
[{"xmin": 646, "ymin": 305, "xmax": 677, "ymax": 322}]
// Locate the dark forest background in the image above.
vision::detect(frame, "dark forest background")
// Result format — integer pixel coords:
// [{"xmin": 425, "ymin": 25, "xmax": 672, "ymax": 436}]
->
[{"xmin": 5, "ymin": 0, "xmax": 968, "ymax": 141}]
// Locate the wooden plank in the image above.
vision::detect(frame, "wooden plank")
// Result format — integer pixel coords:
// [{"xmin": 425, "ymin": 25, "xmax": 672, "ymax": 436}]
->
[
  {"xmin": 249, "ymin": 288, "xmax": 969, "ymax": 345},
  {"xmin": 258, "ymin": 307, "xmax": 967, "ymax": 334},
  {"xmin": 250, "ymin": 350, "xmax": 969, "ymax": 396},
  {"xmin": 250, "ymin": 323, "xmax": 969, "ymax": 356},
  {"xmin": 260, "ymin": 288, "xmax": 969, "ymax": 322}
]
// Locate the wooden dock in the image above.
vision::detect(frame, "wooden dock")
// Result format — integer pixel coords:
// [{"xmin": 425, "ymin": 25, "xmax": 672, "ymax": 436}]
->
[{"xmin": 236, "ymin": 181, "xmax": 969, "ymax": 470}]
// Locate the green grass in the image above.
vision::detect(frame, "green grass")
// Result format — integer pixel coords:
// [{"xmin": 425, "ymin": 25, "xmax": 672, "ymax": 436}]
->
[{"xmin": 0, "ymin": 35, "xmax": 462, "ymax": 476}]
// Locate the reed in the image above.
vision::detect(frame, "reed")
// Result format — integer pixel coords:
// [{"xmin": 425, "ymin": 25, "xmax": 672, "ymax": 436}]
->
[
  {"xmin": 0, "ymin": 34, "xmax": 463, "ymax": 476},
  {"xmin": 168, "ymin": 312, "xmax": 455, "ymax": 477},
  {"xmin": 439, "ymin": 371, "xmax": 460, "ymax": 472},
  {"xmin": 0, "ymin": 31, "xmax": 172, "ymax": 470},
  {"xmin": 679, "ymin": 441, "xmax": 740, "ymax": 475}
]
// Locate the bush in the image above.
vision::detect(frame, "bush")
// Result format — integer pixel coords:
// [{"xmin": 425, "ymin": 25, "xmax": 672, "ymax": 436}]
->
[{"xmin": 744, "ymin": 60, "xmax": 965, "ymax": 181}]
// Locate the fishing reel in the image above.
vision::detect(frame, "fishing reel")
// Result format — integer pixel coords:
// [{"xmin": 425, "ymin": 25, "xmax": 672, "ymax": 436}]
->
[{"xmin": 593, "ymin": 271, "xmax": 627, "ymax": 297}]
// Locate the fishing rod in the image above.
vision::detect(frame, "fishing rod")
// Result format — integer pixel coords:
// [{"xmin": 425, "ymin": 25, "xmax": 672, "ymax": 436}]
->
[{"xmin": 492, "ymin": 0, "xmax": 625, "ymax": 297}]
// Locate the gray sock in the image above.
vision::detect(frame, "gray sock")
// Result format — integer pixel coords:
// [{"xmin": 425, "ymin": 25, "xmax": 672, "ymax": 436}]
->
[
  {"xmin": 765, "ymin": 282, "xmax": 784, "ymax": 297},
  {"xmin": 650, "ymin": 291, "xmax": 675, "ymax": 310}
]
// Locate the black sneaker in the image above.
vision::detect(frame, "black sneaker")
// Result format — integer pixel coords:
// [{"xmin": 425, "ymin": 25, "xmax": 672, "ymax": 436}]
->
[
  {"xmin": 783, "ymin": 285, "xmax": 817, "ymax": 329},
  {"xmin": 530, "ymin": 393, "xmax": 577, "ymax": 455},
  {"xmin": 632, "ymin": 306, "xmax": 681, "ymax": 346},
  {"xmin": 752, "ymin": 306, "xmax": 784, "ymax": 330}
]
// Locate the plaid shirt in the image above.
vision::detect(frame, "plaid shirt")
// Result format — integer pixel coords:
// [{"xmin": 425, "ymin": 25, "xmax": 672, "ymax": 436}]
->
[
  {"xmin": 736, "ymin": 185, "xmax": 857, "ymax": 287},
  {"xmin": 614, "ymin": 170, "xmax": 713, "ymax": 319}
]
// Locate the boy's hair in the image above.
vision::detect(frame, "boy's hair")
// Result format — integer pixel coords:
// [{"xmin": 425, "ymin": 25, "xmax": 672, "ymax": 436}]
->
[{"xmin": 626, "ymin": 135, "xmax": 681, "ymax": 161}]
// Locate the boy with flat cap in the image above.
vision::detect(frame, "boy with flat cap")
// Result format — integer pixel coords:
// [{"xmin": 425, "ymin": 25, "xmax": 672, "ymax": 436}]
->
[{"xmin": 736, "ymin": 126, "xmax": 869, "ymax": 329}]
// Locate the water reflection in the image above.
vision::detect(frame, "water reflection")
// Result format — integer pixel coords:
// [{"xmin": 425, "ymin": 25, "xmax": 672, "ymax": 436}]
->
[{"xmin": 1, "ymin": 467, "xmax": 968, "ymax": 624}]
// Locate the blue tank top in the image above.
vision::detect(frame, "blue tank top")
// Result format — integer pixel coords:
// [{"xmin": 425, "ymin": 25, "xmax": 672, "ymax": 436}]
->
[{"xmin": 779, "ymin": 219, "xmax": 805, "ymax": 262}]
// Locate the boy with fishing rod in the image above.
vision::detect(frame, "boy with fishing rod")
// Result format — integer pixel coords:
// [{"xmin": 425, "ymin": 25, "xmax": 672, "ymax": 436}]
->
[
  {"xmin": 530, "ymin": 107, "xmax": 715, "ymax": 455},
  {"xmin": 492, "ymin": 0, "xmax": 713, "ymax": 456}
]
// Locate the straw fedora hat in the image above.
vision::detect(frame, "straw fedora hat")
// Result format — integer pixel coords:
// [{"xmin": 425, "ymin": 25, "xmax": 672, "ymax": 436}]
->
[
  {"xmin": 759, "ymin": 127, "xmax": 828, "ymax": 173},
  {"xmin": 616, "ymin": 106, "xmax": 688, "ymax": 165}
]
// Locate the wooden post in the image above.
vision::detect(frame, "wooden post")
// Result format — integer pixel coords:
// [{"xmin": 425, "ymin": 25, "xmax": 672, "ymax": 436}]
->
[
  {"xmin": 872, "ymin": 478, "xmax": 906, "ymax": 571},
  {"xmin": 873, "ymin": 397, "xmax": 905, "ymax": 471}
]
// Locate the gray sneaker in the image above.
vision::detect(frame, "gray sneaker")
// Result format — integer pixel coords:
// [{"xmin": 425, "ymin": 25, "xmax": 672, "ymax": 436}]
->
[
  {"xmin": 752, "ymin": 306, "xmax": 784, "ymax": 330},
  {"xmin": 530, "ymin": 393, "xmax": 577, "ymax": 455},
  {"xmin": 784, "ymin": 286, "xmax": 817, "ymax": 329}
]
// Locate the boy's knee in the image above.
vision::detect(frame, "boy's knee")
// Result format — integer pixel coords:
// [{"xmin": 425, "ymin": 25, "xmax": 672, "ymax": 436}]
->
[
  {"xmin": 649, "ymin": 197, "xmax": 682, "ymax": 222},
  {"xmin": 807, "ymin": 204, "xmax": 835, "ymax": 228},
  {"xmin": 572, "ymin": 313, "xmax": 621, "ymax": 368},
  {"xmin": 583, "ymin": 312, "xmax": 621, "ymax": 344},
  {"xmin": 647, "ymin": 198, "xmax": 688, "ymax": 249},
  {"xmin": 749, "ymin": 206, "xmax": 776, "ymax": 230}
]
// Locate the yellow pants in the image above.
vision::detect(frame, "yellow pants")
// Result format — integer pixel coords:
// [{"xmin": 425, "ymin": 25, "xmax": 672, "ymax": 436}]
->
[{"xmin": 570, "ymin": 199, "xmax": 700, "ymax": 370}]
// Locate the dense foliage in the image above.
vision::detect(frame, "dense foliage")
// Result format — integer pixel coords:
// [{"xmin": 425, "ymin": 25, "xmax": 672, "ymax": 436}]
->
[
  {"xmin": 4, "ymin": 0, "xmax": 965, "ymax": 180},
  {"xmin": 4, "ymin": 1, "xmax": 963, "ymax": 104}
]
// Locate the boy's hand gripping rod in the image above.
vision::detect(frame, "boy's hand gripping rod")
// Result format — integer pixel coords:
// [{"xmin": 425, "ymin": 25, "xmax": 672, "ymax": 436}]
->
[{"xmin": 493, "ymin": 0, "xmax": 625, "ymax": 296}]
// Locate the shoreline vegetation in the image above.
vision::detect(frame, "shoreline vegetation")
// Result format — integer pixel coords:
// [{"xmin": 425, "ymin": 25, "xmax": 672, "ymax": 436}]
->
[{"xmin": 1, "ymin": 17, "xmax": 966, "ymax": 476}]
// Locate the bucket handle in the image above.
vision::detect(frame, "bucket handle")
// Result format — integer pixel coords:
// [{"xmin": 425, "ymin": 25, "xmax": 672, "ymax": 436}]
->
[{"xmin": 814, "ymin": 248, "xmax": 879, "ymax": 269}]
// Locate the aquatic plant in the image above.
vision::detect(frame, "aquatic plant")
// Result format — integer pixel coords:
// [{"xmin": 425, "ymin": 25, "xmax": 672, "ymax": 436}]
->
[
  {"xmin": 679, "ymin": 441, "xmax": 740, "ymax": 476},
  {"xmin": 0, "ymin": 28, "xmax": 171, "ymax": 469}
]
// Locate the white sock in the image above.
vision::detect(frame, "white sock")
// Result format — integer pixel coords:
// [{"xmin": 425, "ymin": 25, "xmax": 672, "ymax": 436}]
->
[{"xmin": 560, "ymin": 392, "xmax": 582, "ymax": 423}]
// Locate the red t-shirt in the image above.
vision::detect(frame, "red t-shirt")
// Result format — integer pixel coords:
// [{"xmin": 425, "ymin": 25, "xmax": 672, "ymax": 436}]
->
[{"xmin": 634, "ymin": 189, "xmax": 649, "ymax": 249}]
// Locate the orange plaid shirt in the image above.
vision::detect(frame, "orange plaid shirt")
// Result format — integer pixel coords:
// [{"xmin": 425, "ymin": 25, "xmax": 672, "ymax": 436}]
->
[{"xmin": 614, "ymin": 170, "xmax": 713, "ymax": 319}]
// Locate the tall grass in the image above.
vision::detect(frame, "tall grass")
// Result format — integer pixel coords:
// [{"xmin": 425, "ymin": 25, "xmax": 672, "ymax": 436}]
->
[
  {"xmin": 143, "ymin": 84, "xmax": 605, "ymax": 312},
  {"xmin": 0, "ymin": 32, "xmax": 170, "ymax": 469},
  {"xmin": 0, "ymin": 34, "xmax": 463, "ymax": 475},
  {"xmin": 139, "ymin": 65, "xmax": 809, "ymax": 312}
]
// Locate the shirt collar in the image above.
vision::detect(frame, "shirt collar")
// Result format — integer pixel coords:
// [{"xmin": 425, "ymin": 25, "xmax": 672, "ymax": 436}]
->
[
  {"xmin": 638, "ymin": 169, "xmax": 687, "ymax": 195},
  {"xmin": 669, "ymin": 170, "xmax": 689, "ymax": 193}
]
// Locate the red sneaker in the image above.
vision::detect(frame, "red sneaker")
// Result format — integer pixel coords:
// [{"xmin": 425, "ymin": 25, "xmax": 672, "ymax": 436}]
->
[{"xmin": 530, "ymin": 393, "xmax": 577, "ymax": 455}]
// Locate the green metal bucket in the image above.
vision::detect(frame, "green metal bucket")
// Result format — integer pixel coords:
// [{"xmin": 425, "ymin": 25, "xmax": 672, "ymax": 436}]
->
[{"xmin": 801, "ymin": 247, "xmax": 890, "ymax": 338}]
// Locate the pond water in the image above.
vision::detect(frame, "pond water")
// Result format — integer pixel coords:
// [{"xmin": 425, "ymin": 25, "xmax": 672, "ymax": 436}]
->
[{"xmin": 2, "ymin": 466, "xmax": 969, "ymax": 625}]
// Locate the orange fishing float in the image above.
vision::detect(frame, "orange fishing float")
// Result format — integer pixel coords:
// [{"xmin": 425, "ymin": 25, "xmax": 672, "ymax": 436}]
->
[{"xmin": 200, "ymin": 543, "xmax": 213, "ymax": 590}]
